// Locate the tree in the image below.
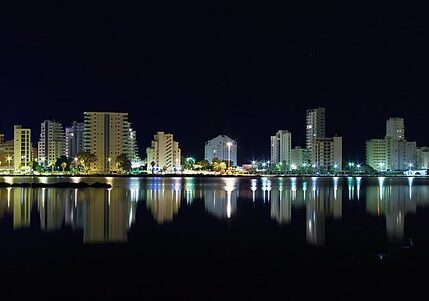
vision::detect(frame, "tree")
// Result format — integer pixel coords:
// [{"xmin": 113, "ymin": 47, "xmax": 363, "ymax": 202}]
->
[
  {"xmin": 77, "ymin": 152, "xmax": 97, "ymax": 173},
  {"xmin": 150, "ymin": 161, "xmax": 156, "ymax": 174},
  {"xmin": 55, "ymin": 155, "xmax": 70, "ymax": 172},
  {"xmin": 116, "ymin": 153, "xmax": 132, "ymax": 173},
  {"xmin": 30, "ymin": 161, "xmax": 44, "ymax": 173}
]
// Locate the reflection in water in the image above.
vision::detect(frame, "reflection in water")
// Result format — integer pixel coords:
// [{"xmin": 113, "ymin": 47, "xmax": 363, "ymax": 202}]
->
[
  {"xmin": 366, "ymin": 177, "xmax": 429, "ymax": 243},
  {"xmin": 0, "ymin": 177, "xmax": 428, "ymax": 246},
  {"xmin": 204, "ymin": 178, "xmax": 238, "ymax": 219}
]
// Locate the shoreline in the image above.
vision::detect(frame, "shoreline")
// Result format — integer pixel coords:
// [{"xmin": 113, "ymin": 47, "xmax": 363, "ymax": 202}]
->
[{"xmin": 0, "ymin": 173, "xmax": 427, "ymax": 178}]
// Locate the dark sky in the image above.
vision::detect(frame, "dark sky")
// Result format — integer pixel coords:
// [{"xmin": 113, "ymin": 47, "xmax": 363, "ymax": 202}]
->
[{"xmin": 0, "ymin": 1, "xmax": 428, "ymax": 163}]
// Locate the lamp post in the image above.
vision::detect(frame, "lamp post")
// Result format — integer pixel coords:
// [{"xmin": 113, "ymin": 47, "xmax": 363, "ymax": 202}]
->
[
  {"xmin": 107, "ymin": 157, "xmax": 112, "ymax": 174},
  {"xmin": 226, "ymin": 142, "xmax": 232, "ymax": 170},
  {"xmin": 333, "ymin": 164, "xmax": 338, "ymax": 175}
]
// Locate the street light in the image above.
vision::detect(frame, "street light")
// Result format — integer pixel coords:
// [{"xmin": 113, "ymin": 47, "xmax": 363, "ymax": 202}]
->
[
  {"xmin": 226, "ymin": 142, "xmax": 232, "ymax": 170},
  {"xmin": 107, "ymin": 157, "xmax": 112, "ymax": 173},
  {"xmin": 356, "ymin": 163, "xmax": 361, "ymax": 174}
]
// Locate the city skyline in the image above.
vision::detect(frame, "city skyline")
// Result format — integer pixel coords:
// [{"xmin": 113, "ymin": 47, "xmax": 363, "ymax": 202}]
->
[
  {"xmin": 1, "ymin": 2, "xmax": 429, "ymax": 163},
  {"xmin": 0, "ymin": 109, "xmax": 427, "ymax": 169}
]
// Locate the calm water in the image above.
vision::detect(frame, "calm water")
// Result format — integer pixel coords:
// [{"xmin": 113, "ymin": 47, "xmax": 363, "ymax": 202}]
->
[
  {"xmin": 0, "ymin": 176, "xmax": 427, "ymax": 246},
  {"xmin": 1, "ymin": 176, "xmax": 429, "ymax": 299}
]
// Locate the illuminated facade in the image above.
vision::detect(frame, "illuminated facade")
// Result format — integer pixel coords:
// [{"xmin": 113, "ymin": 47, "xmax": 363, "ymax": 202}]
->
[
  {"xmin": 311, "ymin": 136, "xmax": 342, "ymax": 172},
  {"xmin": 13, "ymin": 125, "xmax": 32, "ymax": 172},
  {"xmin": 306, "ymin": 107, "xmax": 326, "ymax": 151},
  {"xmin": 386, "ymin": 117, "xmax": 405, "ymax": 140},
  {"xmin": 38, "ymin": 120, "xmax": 66, "ymax": 167},
  {"xmin": 270, "ymin": 130, "xmax": 291, "ymax": 165},
  {"xmin": 65, "ymin": 121, "xmax": 85, "ymax": 158},
  {"xmin": 204, "ymin": 135, "xmax": 237, "ymax": 166},
  {"xmin": 417, "ymin": 147, "xmax": 429, "ymax": 169},
  {"xmin": 290, "ymin": 146, "xmax": 311, "ymax": 168},
  {"xmin": 146, "ymin": 131, "xmax": 181, "ymax": 173},
  {"xmin": 366, "ymin": 118, "xmax": 416, "ymax": 171},
  {"xmin": 84, "ymin": 112, "xmax": 128, "ymax": 173}
]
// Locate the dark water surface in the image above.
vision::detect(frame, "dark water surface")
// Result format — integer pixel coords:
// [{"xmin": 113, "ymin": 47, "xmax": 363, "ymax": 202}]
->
[{"xmin": 0, "ymin": 176, "xmax": 428, "ymax": 299}]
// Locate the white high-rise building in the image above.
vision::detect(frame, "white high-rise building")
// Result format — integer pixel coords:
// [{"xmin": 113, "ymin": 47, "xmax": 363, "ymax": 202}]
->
[
  {"xmin": 270, "ymin": 130, "xmax": 292, "ymax": 165},
  {"xmin": 65, "ymin": 121, "xmax": 85, "ymax": 159},
  {"xmin": 417, "ymin": 147, "xmax": 429, "ymax": 169},
  {"xmin": 311, "ymin": 136, "xmax": 342, "ymax": 172},
  {"xmin": 14, "ymin": 125, "xmax": 32, "ymax": 172},
  {"xmin": 366, "ymin": 117, "xmax": 416, "ymax": 171},
  {"xmin": 38, "ymin": 120, "xmax": 66, "ymax": 166},
  {"xmin": 204, "ymin": 135, "xmax": 237, "ymax": 166},
  {"xmin": 386, "ymin": 117, "xmax": 405, "ymax": 140},
  {"xmin": 84, "ymin": 112, "xmax": 128, "ymax": 173},
  {"xmin": 146, "ymin": 131, "xmax": 181, "ymax": 173},
  {"xmin": 306, "ymin": 107, "xmax": 326, "ymax": 150},
  {"xmin": 390, "ymin": 139, "xmax": 416, "ymax": 171}
]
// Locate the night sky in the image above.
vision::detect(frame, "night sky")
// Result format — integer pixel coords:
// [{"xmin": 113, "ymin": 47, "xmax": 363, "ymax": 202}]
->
[{"xmin": 0, "ymin": 1, "xmax": 428, "ymax": 163}]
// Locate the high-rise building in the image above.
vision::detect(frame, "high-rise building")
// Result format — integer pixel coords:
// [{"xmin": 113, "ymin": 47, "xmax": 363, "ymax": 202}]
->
[
  {"xmin": 14, "ymin": 125, "xmax": 32, "ymax": 172},
  {"xmin": 390, "ymin": 139, "xmax": 417, "ymax": 171},
  {"xmin": 306, "ymin": 107, "xmax": 326, "ymax": 150},
  {"xmin": 311, "ymin": 136, "xmax": 342, "ymax": 172},
  {"xmin": 290, "ymin": 146, "xmax": 311, "ymax": 168},
  {"xmin": 386, "ymin": 117, "xmax": 405, "ymax": 140},
  {"xmin": 38, "ymin": 120, "xmax": 66, "ymax": 166},
  {"xmin": 125, "ymin": 122, "xmax": 140, "ymax": 164},
  {"xmin": 84, "ymin": 112, "xmax": 128, "ymax": 173},
  {"xmin": 204, "ymin": 135, "xmax": 237, "ymax": 166},
  {"xmin": 366, "ymin": 117, "xmax": 416, "ymax": 171},
  {"xmin": 65, "ymin": 121, "xmax": 85, "ymax": 159},
  {"xmin": 417, "ymin": 147, "xmax": 429, "ymax": 169},
  {"xmin": 146, "ymin": 131, "xmax": 181, "ymax": 173},
  {"xmin": 270, "ymin": 130, "xmax": 292, "ymax": 165},
  {"xmin": 366, "ymin": 138, "xmax": 390, "ymax": 171}
]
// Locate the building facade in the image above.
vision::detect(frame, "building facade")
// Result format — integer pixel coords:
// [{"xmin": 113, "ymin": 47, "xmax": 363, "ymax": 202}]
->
[
  {"xmin": 417, "ymin": 147, "xmax": 429, "ymax": 169},
  {"xmin": 204, "ymin": 135, "xmax": 237, "ymax": 166},
  {"xmin": 366, "ymin": 118, "xmax": 417, "ymax": 172},
  {"xmin": 366, "ymin": 138, "xmax": 390, "ymax": 171},
  {"xmin": 270, "ymin": 130, "xmax": 292, "ymax": 165},
  {"xmin": 146, "ymin": 131, "xmax": 181, "ymax": 173},
  {"xmin": 14, "ymin": 125, "xmax": 32, "ymax": 172},
  {"xmin": 306, "ymin": 107, "xmax": 326, "ymax": 150},
  {"xmin": 84, "ymin": 112, "xmax": 128, "ymax": 173},
  {"xmin": 290, "ymin": 146, "xmax": 311, "ymax": 168},
  {"xmin": 38, "ymin": 120, "xmax": 66, "ymax": 166},
  {"xmin": 311, "ymin": 136, "xmax": 342, "ymax": 172},
  {"xmin": 386, "ymin": 117, "xmax": 405, "ymax": 140},
  {"xmin": 390, "ymin": 139, "xmax": 417, "ymax": 171},
  {"xmin": 65, "ymin": 121, "xmax": 85, "ymax": 159}
]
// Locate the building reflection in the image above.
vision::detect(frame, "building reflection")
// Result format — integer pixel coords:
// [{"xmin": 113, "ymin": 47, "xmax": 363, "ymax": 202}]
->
[
  {"xmin": 0, "ymin": 187, "xmax": 136, "ymax": 243},
  {"xmin": 366, "ymin": 177, "xmax": 429, "ymax": 242},
  {"xmin": 1, "ymin": 177, "xmax": 429, "ymax": 246},
  {"xmin": 203, "ymin": 178, "xmax": 238, "ymax": 219},
  {"xmin": 269, "ymin": 177, "xmax": 342, "ymax": 246},
  {"xmin": 145, "ymin": 187, "xmax": 181, "ymax": 224}
]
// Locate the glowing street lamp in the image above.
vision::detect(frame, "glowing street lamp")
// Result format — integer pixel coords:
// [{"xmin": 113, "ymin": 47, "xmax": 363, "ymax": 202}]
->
[
  {"xmin": 226, "ymin": 142, "xmax": 232, "ymax": 169},
  {"xmin": 356, "ymin": 163, "xmax": 361, "ymax": 173},
  {"xmin": 378, "ymin": 162, "xmax": 385, "ymax": 172},
  {"xmin": 107, "ymin": 157, "xmax": 112, "ymax": 173}
]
